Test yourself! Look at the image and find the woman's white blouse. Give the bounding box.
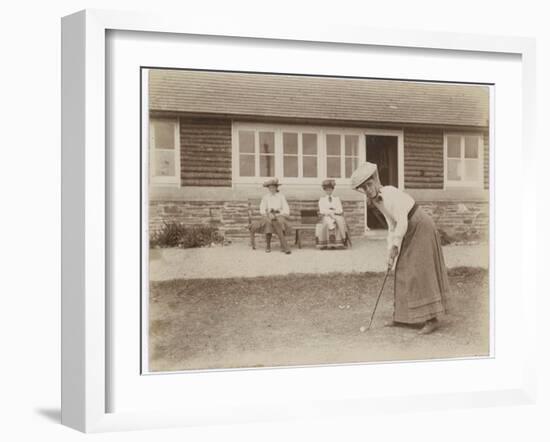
[318,195,343,216]
[260,193,290,216]
[371,186,415,251]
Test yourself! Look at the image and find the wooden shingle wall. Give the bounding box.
[179,117,232,187]
[404,128,490,190]
[404,128,445,189]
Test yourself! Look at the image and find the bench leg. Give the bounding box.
[298,230,302,249]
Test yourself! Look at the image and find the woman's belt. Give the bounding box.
[407,203,418,220]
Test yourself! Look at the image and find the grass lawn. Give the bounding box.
[148,268,489,372]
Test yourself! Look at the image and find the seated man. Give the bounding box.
[316,179,348,249]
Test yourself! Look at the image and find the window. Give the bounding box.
[326,133,360,178]
[326,134,341,178]
[238,130,255,177]
[234,123,363,183]
[302,133,318,177]
[236,126,321,180]
[259,132,275,177]
[281,131,318,178]
[445,134,483,187]
[344,135,359,178]
[283,132,298,177]
[149,118,180,185]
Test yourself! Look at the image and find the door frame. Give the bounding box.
[363,129,405,233]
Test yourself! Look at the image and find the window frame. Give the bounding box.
[149,117,181,186]
[443,132,484,188]
[232,122,366,185]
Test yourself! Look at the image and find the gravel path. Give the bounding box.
[149,238,489,281]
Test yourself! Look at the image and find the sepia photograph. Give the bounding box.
[144,68,490,372]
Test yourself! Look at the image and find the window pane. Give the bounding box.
[345,157,359,178]
[447,136,461,158]
[345,135,359,156]
[303,133,318,155]
[283,132,298,154]
[239,155,255,177]
[153,121,175,150]
[283,156,298,177]
[260,155,275,176]
[303,156,317,177]
[327,157,341,178]
[239,130,255,154]
[447,159,461,181]
[464,159,479,181]
[465,136,479,158]
[326,134,341,156]
[259,132,275,154]
[154,151,176,177]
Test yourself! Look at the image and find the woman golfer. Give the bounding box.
[350,162,449,334]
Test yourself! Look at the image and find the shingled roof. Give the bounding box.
[149,69,489,127]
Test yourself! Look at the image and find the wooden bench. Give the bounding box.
[295,209,352,249]
[247,202,352,249]
[294,209,319,249]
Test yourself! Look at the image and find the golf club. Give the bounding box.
[367,267,391,330]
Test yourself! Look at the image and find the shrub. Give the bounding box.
[437,228,482,246]
[150,222,224,249]
[437,229,454,246]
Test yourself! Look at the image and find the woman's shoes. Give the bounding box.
[265,247,271,253]
[418,319,439,335]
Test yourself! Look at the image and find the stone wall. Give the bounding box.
[418,201,489,241]
[149,199,489,244]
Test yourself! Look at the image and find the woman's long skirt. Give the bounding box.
[250,215,292,235]
[315,215,347,249]
[393,207,450,324]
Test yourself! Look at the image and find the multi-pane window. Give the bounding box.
[235,124,361,181]
[238,130,255,177]
[326,133,360,178]
[283,132,299,177]
[302,133,318,177]
[259,132,275,177]
[445,134,483,187]
[282,132,318,178]
[149,118,180,185]
[238,130,276,177]
[344,135,359,178]
[326,134,341,178]
[239,128,320,179]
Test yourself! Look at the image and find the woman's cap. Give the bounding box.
[350,162,378,190]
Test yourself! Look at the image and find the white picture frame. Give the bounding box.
[61,9,537,433]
